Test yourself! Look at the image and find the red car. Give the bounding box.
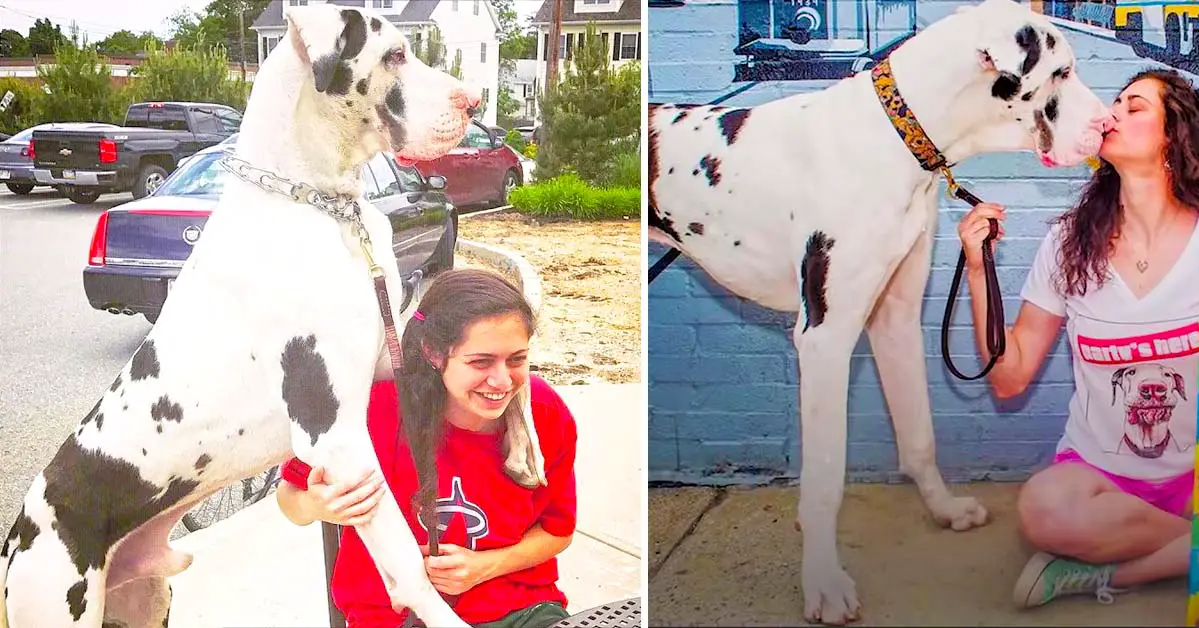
[415,119,523,209]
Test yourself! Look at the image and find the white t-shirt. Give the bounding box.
[1020,223,1199,482]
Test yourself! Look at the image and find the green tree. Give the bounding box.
[125,40,248,110]
[199,0,272,66]
[167,8,226,52]
[0,78,45,135]
[96,30,161,56]
[36,40,125,124]
[535,21,640,186]
[412,26,447,70]
[27,19,68,56]
[0,30,31,57]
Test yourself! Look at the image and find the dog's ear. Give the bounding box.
[1170,370,1188,401]
[978,24,1042,100]
[285,5,369,94]
[1111,366,1133,405]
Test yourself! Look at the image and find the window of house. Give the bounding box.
[482,88,489,113]
[619,32,638,60]
[480,42,486,63]
[372,0,393,7]
[474,0,480,15]
[264,36,280,56]
[288,0,307,5]
[452,0,459,10]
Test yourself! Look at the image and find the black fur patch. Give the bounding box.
[281,335,340,446]
[67,579,87,620]
[1044,95,1059,122]
[699,155,721,186]
[151,396,184,425]
[385,84,405,118]
[687,222,705,236]
[1033,109,1053,154]
[648,108,681,243]
[194,454,211,472]
[80,399,101,428]
[312,9,368,95]
[356,78,370,95]
[801,232,834,331]
[1,507,38,560]
[129,340,160,381]
[109,374,122,392]
[370,17,383,32]
[718,109,751,145]
[1015,24,1040,75]
[41,435,199,577]
[1046,33,1056,49]
[734,240,742,246]
[992,73,1022,100]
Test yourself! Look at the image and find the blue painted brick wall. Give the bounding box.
[647,0,1198,483]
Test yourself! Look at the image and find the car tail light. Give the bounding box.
[27,140,34,160]
[88,211,109,266]
[98,139,117,163]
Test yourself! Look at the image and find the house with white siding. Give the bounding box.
[250,0,502,126]
[529,0,641,94]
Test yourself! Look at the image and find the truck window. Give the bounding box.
[149,106,190,131]
[125,106,150,127]
[214,109,242,134]
[191,109,221,135]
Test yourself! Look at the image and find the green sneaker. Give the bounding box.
[1013,551,1123,608]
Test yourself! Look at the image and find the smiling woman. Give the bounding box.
[275,268,580,628]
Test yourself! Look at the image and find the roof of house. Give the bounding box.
[530,0,641,25]
[252,0,443,30]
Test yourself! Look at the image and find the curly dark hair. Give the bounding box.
[394,268,537,553]
[1052,67,1199,297]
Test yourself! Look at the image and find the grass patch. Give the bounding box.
[509,174,639,220]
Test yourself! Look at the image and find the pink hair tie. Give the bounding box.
[413,310,425,321]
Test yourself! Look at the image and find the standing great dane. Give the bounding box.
[648,0,1111,624]
[0,4,546,627]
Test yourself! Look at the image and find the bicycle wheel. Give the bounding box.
[181,465,282,533]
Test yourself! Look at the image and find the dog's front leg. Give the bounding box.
[865,190,988,531]
[286,352,466,628]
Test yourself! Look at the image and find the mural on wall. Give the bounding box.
[647,0,1199,91]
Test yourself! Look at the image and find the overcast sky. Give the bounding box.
[0,0,545,44]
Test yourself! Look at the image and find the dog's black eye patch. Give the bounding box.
[1052,66,1071,81]
[1015,24,1040,76]
[992,72,1022,100]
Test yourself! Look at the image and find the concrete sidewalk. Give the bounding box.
[165,383,644,628]
[650,483,1185,626]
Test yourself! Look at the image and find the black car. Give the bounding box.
[83,140,458,324]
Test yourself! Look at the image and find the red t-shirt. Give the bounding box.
[281,374,578,627]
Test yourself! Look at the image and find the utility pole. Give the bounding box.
[544,0,563,91]
[238,0,247,82]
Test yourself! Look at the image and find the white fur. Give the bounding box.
[0,4,544,627]
[649,0,1110,624]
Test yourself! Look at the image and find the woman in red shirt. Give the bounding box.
[275,268,578,628]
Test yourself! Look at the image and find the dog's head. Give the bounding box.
[284,4,479,165]
[960,0,1111,167]
[1110,364,1188,408]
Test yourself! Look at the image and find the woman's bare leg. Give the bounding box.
[1012,461,1190,608]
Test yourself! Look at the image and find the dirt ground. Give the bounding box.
[458,211,642,386]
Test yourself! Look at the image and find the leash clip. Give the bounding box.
[353,219,384,278]
[940,165,960,200]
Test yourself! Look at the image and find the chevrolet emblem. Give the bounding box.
[59,148,72,156]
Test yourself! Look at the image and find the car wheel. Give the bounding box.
[5,183,33,195]
[501,169,520,205]
[133,164,169,199]
[65,188,101,204]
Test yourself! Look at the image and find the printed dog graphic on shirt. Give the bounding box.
[1111,363,1188,459]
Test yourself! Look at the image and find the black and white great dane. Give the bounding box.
[0,4,546,627]
[648,0,1111,623]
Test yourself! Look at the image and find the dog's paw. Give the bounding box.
[931,495,989,531]
[801,562,861,625]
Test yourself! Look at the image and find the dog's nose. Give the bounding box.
[451,86,482,116]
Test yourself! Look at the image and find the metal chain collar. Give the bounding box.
[219,155,363,224]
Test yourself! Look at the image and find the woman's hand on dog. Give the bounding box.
[957,201,1007,273]
[300,464,387,527]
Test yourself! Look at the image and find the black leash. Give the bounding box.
[940,181,1006,380]
[648,247,680,283]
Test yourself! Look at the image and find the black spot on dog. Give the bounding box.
[109,374,122,392]
[80,399,101,428]
[673,109,691,124]
[718,109,751,145]
[668,167,674,174]
[1,507,39,561]
[711,105,727,111]
[693,125,701,131]
[1046,33,1056,49]
[734,240,742,246]
[801,231,834,331]
[1052,66,1069,80]
[142,448,147,456]
[371,17,383,32]
[194,454,211,472]
[238,428,245,436]
[41,435,199,578]
[1044,95,1059,122]
[67,579,87,620]
[1015,24,1041,76]
[992,72,1021,100]
[1021,91,1033,101]
[687,222,705,236]
[156,424,162,434]
[356,78,369,95]
[281,335,340,446]
[790,211,794,221]
[1033,109,1054,155]
[343,100,353,108]
[385,84,405,118]
[250,352,256,361]
[361,117,371,124]
[130,340,160,381]
[151,396,184,425]
[699,155,721,186]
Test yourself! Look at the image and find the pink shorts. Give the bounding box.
[1053,449,1193,519]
